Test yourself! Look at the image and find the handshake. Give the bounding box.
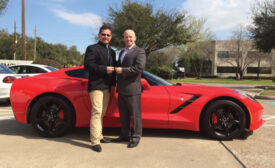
[107,66,122,74]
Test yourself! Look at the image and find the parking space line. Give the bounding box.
[0,112,14,115]
[0,117,15,120]
[263,116,275,120]
[0,109,12,112]
[263,124,275,127]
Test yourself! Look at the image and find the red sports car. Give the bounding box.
[10,66,264,140]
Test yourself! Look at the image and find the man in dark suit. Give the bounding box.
[84,25,116,152]
[112,29,146,148]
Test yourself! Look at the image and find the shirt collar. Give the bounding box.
[125,43,135,50]
[98,41,109,48]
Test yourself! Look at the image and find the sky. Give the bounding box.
[0,0,257,54]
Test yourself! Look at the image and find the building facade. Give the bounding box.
[210,40,274,78]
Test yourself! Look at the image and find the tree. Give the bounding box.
[248,51,272,80]
[146,47,177,69]
[145,48,177,79]
[178,17,214,79]
[250,0,275,53]
[0,29,83,66]
[0,0,8,15]
[106,0,192,56]
[222,25,257,80]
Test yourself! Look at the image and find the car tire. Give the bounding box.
[30,95,75,137]
[201,100,246,140]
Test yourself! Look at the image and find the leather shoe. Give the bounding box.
[100,138,111,143]
[91,144,102,152]
[111,137,130,143]
[127,141,139,148]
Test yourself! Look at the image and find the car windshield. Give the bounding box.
[0,65,15,74]
[45,66,58,71]
[142,71,172,86]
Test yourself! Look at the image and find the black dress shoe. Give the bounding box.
[100,138,111,143]
[127,141,139,148]
[111,137,130,143]
[91,144,102,152]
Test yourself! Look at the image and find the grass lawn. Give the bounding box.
[169,78,275,85]
[261,87,275,96]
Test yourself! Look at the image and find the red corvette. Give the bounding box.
[10,66,264,140]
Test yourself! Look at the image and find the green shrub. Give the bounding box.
[148,65,173,79]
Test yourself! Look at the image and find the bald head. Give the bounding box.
[124,29,136,36]
[124,29,136,48]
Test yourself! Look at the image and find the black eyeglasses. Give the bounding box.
[101,33,111,37]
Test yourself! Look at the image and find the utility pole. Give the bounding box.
[13,21,17,60]
[22,0,26,60]
[34,25,37,61]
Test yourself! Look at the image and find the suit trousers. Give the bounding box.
[118,94,142,142]
[89,89,110,145]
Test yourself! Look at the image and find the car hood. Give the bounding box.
[170,83,235,97]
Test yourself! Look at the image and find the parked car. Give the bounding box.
[9,64,58,77]
[0,64,19,101]
[173,67,185,79]
[10,66,264,140]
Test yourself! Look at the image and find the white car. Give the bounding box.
[8,64,58,77]
[0,64,18,101]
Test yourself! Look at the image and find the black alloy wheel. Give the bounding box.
[30,95,75,137]
[201,100,246,140]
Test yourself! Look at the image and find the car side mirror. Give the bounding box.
[141,78,150,90]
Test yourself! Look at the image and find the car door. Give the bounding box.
[140,79,170,128]
[104,78,170,128]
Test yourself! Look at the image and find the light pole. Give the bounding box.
[22,0,26,60]
[14,21,17,60]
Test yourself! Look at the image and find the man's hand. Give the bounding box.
[107,66,115,74]
[115,67,123,74]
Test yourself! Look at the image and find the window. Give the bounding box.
[142,71,172,86]
[247,67,272,74]
[9,66,21,74]
[26,66,47,73]
[0,65,14,74]
[65,68,89,79]
[217,51,229,58]
[247,51,259,58]
[217,51,239,58]
[217,66,237,73]
[45,66,58,71]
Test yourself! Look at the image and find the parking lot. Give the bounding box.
[0,99,274,168]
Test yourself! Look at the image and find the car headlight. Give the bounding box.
[234,89,258,102]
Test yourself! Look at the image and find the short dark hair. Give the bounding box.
[99,25,112,34]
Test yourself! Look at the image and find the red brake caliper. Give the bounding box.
[212,113,218,128]
[59,110,64,120]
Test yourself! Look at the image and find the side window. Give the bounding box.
[10,66,21,74]
[21,66,28,74]
[25,66,46,73]
[26,66,35,73]
[65,68,88,79]
[36,67,47,73]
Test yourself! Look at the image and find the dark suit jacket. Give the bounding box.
[84,42,116,92]
[117,45,146,95]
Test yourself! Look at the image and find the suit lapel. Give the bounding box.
[122,46,137,66]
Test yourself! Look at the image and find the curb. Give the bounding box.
[255,95,275,100]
